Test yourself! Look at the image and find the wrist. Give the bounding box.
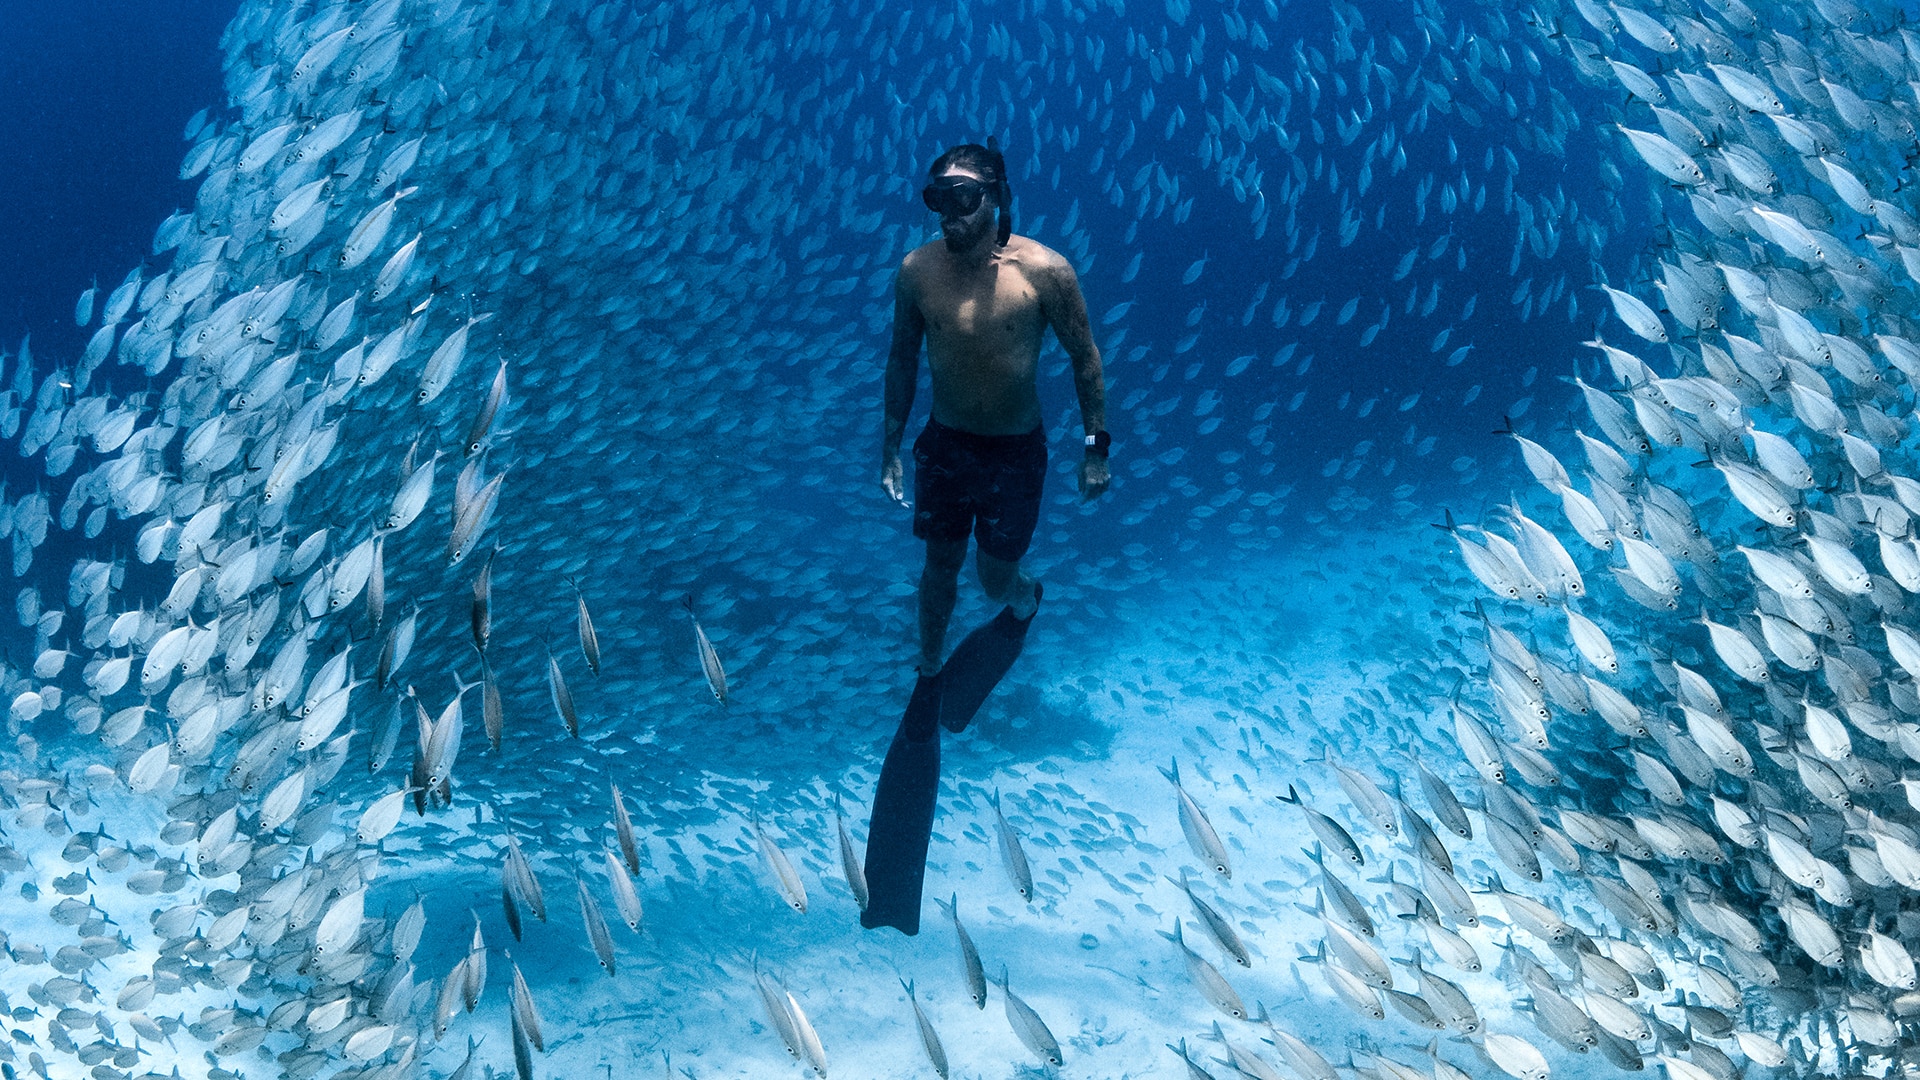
[1082,429,1111,457]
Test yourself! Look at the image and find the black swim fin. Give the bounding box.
[860,671,944,935]
[940,583,1040,734]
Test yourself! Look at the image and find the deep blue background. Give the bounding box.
[0,1,237,356]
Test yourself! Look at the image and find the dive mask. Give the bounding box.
[921,175,993,217]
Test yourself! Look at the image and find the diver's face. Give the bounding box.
[933,165,995,252]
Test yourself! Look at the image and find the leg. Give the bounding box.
[970,425,1046,619]
[918,537,967,675]
[976,549,1038,619]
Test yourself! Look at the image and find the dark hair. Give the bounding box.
[927,138,1013,244]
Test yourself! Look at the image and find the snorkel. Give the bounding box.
[988,135,1013,246]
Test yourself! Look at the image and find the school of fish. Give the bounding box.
[0,0,1913,1075]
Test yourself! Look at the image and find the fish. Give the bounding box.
[753,961,803,1063]
[990,789,1034,902]
[602,847,643,931]
[464,915,487,1012]
[506,954,544,1052]
[480,656,505,751]
[575,581,601,675]
[10,0,1917,1073]
[1163,873,1249,979]
[1417,764,1473,840]
[1325,759,1400,838]
[1163,920,1246,1020]
[1301,845,1374,938]
[369,231,421,303]
[546,649,579,737]
[1161,757,1231,877]
[573,869,617,975]
[1277,784,1365,865]
[753,815,809,914]
[687,597,727,705]
[932,893,987,1008]
[996,965,1064,1067]
[445,469,505,566]
[356,784,414,845]
[610,782,641,874]
[901,979,950,1080]
[464,358,509,456]
[339,186,417,270]
[470,548,493,653]
[783,987,830,1078]
[510,1000,535,1080]
[384,445,439,531]
[417,311,493,405]
[834,796,867,911]
[1166,1038,1219,1080]
[502,830,546,925]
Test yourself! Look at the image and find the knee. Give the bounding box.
[976,554,1020,597]
[923,541,966,581]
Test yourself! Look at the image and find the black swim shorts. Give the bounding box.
[912,418,1047,562]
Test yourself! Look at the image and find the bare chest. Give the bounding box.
[919,269,1043,345]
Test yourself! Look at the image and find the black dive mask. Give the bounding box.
[921,176,993,217]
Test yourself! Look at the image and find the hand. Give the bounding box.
[881,453,907,505]
[1079,453,1110,500]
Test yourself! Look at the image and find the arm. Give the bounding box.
[881,266,926,502]
[1039,257,1110,499]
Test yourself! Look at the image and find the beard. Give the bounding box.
[942,213,992,253]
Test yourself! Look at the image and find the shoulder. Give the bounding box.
[1002,236,1076,287]
[1004,237,1082,302]
[902,239,944,269]
[897,242,941,294]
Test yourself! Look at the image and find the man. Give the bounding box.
[863,140,1109,935]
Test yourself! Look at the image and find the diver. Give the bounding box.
[863,139,1109,934]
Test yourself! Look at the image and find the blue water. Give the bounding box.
[0,1,1714,1077]
[0,2,236,350]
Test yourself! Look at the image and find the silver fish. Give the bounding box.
[996,965,1063,1067]
[932,893,987,1008]
[901,979,949,1080]
[990,789,1034,902]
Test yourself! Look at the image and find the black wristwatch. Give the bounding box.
[1084,430,1111,456]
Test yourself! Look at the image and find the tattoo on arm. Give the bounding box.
[1044,260,1107,436]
